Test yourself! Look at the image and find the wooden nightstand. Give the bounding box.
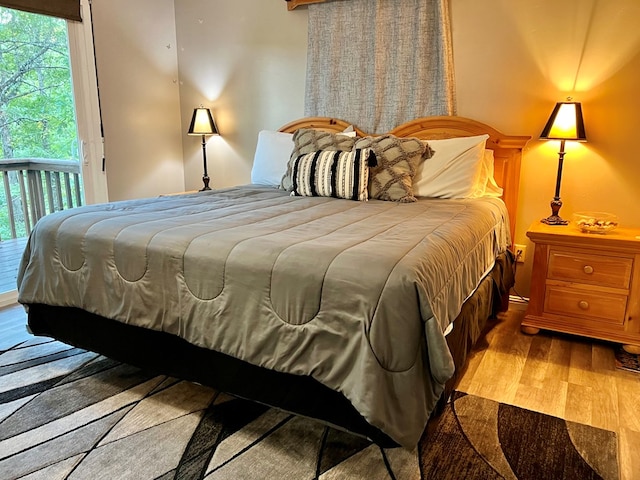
[521,222,640,354]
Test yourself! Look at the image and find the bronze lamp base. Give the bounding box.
[541,198,568,225]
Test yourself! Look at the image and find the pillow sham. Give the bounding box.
[281,128,357,191]
[412,134,489,199]
[480,149,503,198]
[290,149,373,201]
[341,125,357,137]
[251,130,294,187]
[354,134,431,203]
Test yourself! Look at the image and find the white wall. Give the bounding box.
[91,0,307,196]
[174,0,308,191]
[91,0,185,200]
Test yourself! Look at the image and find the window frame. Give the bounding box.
[67,0,108,204]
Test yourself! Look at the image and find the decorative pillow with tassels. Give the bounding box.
[355,134,434,203]
[291,149,376,201]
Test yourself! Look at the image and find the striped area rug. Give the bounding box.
[614,347,640,373]
[0,329,619,479]
[0,333,418,479]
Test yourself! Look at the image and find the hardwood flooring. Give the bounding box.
[0,303,31,350]
[457,304,640,480]
[1,302,639,478]
[0,237,28,294]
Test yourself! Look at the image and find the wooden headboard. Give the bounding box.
[279,116,530,242]
[286,0,326,10]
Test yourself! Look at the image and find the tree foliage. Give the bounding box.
[0,7,78,160]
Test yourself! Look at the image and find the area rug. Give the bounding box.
[421,391,619,480]
[0,337,619,479]
[614,347,640,373]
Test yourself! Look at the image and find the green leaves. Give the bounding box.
[0,7,78,160]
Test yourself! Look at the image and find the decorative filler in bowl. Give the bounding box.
[573,212,619,234]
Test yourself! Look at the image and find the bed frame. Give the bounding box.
[25,116,530,447]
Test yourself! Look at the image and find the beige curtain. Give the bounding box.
[305,0,455,133]
[0,0,81,21]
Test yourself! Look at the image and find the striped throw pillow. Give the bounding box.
[280,128,356,191]
[290,149,374,201]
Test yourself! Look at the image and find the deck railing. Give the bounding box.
[0,158,83,240]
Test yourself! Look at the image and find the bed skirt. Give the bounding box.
[25,251,514,448]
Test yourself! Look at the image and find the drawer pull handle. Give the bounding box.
[583,265,594,274]
[578,300,589,310]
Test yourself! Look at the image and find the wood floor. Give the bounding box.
[2,302,639,478]
[0,237,28,294]
[0,303,31,350]
[457,304,640,480]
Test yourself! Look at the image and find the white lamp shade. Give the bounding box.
[540,102,586,141]
[188,108,219,136]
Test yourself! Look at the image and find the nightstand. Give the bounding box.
[521,222,640,354]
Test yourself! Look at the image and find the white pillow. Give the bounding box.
[481,149,503,198]
[341,125,357,137]
[413,134,489,199]
[251,130,294,186]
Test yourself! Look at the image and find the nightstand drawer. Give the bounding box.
[544,285,627,324]
[547,249,632,289]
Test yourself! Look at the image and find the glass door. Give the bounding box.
[0,3,106,302]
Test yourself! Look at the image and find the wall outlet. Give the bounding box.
[515,244,527,263]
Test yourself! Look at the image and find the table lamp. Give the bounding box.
[188,107,219,191]
[539,98,587,225]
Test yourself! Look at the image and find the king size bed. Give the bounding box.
[17,116,529,449]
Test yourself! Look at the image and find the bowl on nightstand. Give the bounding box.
[572,211,619,234]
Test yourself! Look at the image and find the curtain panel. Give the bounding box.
[0,0,81,21]
[305,0,455,133]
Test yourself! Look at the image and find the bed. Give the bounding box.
[17,116,529,449]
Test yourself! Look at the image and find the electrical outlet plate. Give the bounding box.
[515,244,527,263]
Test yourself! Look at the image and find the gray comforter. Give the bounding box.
[17,185,510,448]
